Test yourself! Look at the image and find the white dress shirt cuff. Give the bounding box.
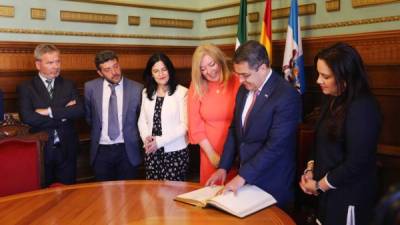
[325,174,336,189]
[48,107,53,118]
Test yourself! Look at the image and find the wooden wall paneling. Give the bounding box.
[368,65,400,88]
[0,30,399,184]
[375,95,400,145]
[274,31,400,148]
[0,53,35,71]
[0,42,196,111]
[367,65,400,146]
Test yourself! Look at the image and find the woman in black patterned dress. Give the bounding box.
[138,52,189,181]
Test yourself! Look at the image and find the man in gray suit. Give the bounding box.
[84,50,143,181]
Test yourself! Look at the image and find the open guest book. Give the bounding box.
[174,184,277,218]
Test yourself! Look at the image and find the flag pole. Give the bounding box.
[282,0,306,94]
[235,0,247,50]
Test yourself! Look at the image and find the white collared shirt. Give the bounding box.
[241,69,272,125]
[38,73,54,89]
[99,78,124,144]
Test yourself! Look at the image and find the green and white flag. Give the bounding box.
[235,0,247,50]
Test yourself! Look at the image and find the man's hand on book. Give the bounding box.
[220,175,245,195]
[206,168,227,186]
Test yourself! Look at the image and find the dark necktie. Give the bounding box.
[45,79,54,98]
[243,90,260,129]
[108,83,120,140]
[45,79,59,143]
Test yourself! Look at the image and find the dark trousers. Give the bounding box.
[93,143,139,181]
[44,142,77,187]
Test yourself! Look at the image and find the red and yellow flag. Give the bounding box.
[259,0,272,63]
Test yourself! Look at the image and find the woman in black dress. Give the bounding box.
[299,42,381,225]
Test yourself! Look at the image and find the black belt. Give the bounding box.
[99,143,125,148]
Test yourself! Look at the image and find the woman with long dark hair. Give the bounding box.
[299,42,382,225]
[138,52,189,181]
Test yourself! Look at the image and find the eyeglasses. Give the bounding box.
[233,63,264,80]
[234,72,252,80]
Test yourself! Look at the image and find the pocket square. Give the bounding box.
[264,94,269,98]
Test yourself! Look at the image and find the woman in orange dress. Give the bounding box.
[188,44,241,185]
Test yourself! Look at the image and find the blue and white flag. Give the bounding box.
[282,0,306,94]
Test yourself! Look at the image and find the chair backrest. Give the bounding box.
[0,138,42,197]
[296,124,315,178]
[0,89,3,122]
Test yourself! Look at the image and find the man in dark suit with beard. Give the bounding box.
[84,50,143,181]
[18,44,84,186]
[207,40,301,209]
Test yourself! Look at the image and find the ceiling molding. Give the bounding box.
[31,8,46,20]
[272,3,316,19]
[206,12,259,28]
[60,10,118,24]
[0,5,14,18]
[64,0,265,13]
[0,28,200,40]
[0,15,398,41]
[249,12,259,23]
[150,18,193,29]
[200,0,264,12]
[128,16,140,26]
[326,0,341,12]
[352,0,400,8]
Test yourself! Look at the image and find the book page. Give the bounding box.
[175,185,224,207]
[207,185,277,218]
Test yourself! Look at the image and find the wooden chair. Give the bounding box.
[292,123,318,225]
[0,137,43,197]
[296,123,315,178]
[0,114,46,197]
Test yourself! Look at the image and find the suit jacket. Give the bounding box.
[219,71,301,206]
[84,77,143,166]
[17,75,84,162]
[313,95,381,225]
[138,85,188,153]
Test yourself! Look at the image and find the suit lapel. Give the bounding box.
[122,77,129,125]
[243,72,278,134]
[237,87,248,136]
[52,76,62,103]
[94,78,103,123]
[33,75,52,104]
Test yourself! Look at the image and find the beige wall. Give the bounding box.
[0,0,398,46]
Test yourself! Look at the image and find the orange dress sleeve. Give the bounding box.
[187,83,207,144]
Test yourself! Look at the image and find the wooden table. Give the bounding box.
[0,180,295,225]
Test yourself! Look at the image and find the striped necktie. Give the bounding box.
[45,79,59,143]
[45,79,54,98]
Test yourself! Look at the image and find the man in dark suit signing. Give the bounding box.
[18,44,84,186]
[84,50,143,181]
[206,40,302,208]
